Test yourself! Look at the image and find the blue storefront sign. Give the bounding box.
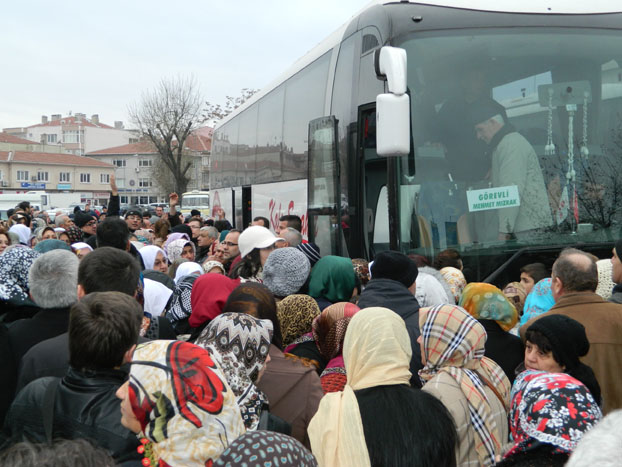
[20,182,46,189]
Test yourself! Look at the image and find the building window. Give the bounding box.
[80,173,91,184]
[37,171,49,182]
[138,178,152,188]
[17,170,29,181]
[113,159,127,167]
[129,138,139,144]
[138,159,153,167]
[59,172,71,182]
[120,195,128,204]
[62,130,84,143]
[47,134,57,144]
[100,174,110,184]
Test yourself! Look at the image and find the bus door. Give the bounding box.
[358,106,389,258]
[307,116,341,256]
[232,186,242,230]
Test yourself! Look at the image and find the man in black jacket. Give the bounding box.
[357,250,423,388]
[2,292,142,462]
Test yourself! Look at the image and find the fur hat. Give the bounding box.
[263,247,310,298]
[370,250,418,288]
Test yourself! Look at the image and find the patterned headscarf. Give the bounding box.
[308,308,412,467]
[459,282,518,332]
[65,225,84,244]
[419,305,511,466]
[277,295,321,347]
[196,313,273,430]
[505,371,602,458]
[214,430,317,467]
[351,258,370,286]
[440,266,467,303]
[128,340,245,466]
[311,302,360,394]
[502,281,527,316]
[166,275,198,324]
[163,232,190,250]
[520,278,554,327]
[308,256,356,304]
[166,238,195,263]
[0,247,40,303]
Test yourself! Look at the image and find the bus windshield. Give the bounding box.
[181,194,209,209]
[395,28,622,273]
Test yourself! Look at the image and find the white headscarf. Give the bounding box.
[174,261,203,284]
[143,278,173,317]
[139,245,168,270]
[9,224,32,245]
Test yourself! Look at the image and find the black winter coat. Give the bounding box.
[479,319,524,384]
[2,367,140,462]
[357,278,423,388]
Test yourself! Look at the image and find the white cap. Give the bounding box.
[238,225,279,258]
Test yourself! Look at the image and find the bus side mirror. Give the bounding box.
[375,46,410,157]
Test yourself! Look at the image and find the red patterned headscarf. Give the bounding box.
[128,340,245,466]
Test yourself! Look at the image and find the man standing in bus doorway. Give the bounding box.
[471,99,552,241]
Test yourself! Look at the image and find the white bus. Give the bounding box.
[180,190,210,217]
[210,1,622,284]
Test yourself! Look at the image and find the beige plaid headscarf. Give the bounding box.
[419,304,510,466]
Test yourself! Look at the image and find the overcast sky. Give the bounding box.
[1,0,371,130]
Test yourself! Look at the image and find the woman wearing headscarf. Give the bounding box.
[195,312,275,431]
[188,274,240,337]
[308,307,458,467]
[0,247,41,322]
[278,295,324,371]
[142,278,173,318]
[502,281,527,320]
[308,256,356,310]
[165,238,195,263]
[116,340,245,466]
[519,277,554,327]
[460,283,523,383]
[523,314,602,405]
[214,431,318,467]
[64,225,84,244]
[139,245,169,274]
[440,266,467,304]
[311,302,360,393]
[173,261,203,284]
[8,224,32,246]
[223,283,323,449]
[164,275,198,335]
[419,304,511,467]
[497,370,602,466]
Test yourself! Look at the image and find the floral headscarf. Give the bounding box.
[502,281,527,316]
[128,340,245,466]
[277,295,321,347]
[215,430,317,467]
[505,371,602,458]
[0,247,40,303]
[520,278,554,327]
[65,225,84,244]
[312,302,360,394]
[196,313,273,430]
[351,258,370,286]
[419,305,511,466]
[440,266,467,303]
[459,282,518,332]
[308,256,356,304]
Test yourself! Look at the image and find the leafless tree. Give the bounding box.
[203,88,259,125]
[129,76,203,194]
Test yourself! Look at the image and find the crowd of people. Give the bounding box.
[0,188,621,467]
